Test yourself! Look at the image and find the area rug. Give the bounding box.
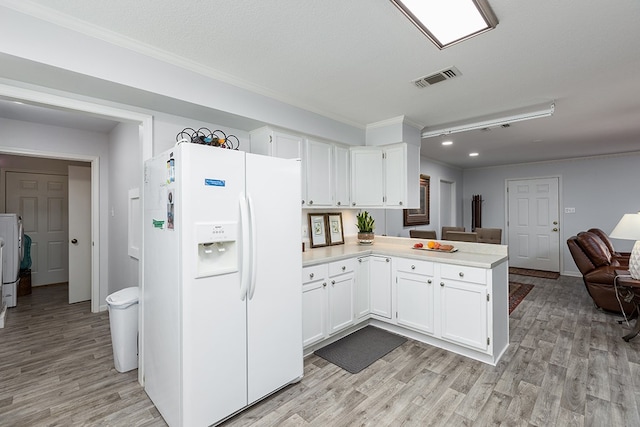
[314,326,407,374]
[509,281,534,314]
[509,267,560,280]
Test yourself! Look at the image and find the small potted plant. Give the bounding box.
[356,211,375,245]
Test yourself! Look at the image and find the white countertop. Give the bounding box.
[302,236,508,269]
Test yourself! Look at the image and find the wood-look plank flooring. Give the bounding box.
[2,275,640,426]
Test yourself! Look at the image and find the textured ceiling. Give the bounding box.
[2,0,640,168]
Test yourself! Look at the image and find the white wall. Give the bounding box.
[107,122,140,293]
[0,116,109,302]
[463,153,640,275]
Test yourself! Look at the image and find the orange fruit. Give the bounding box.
[427,241,436,249]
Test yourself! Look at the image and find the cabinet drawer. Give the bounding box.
[395,258,434,276]
[303,264,327,284]
[440,264,486,284]
[328,258,356,276]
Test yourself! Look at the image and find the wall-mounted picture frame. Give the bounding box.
[308,213,328,248]
[328,213,344,245]
[403,174,430,226]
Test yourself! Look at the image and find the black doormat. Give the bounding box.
[314,326,407,374]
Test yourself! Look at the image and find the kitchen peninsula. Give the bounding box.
[302,236,509,365]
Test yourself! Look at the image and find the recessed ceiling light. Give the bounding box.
[390,0,498,49]
[441,140,453,146]
[469,152,479,157]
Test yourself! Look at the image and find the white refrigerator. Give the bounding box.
[0,213,23,309]
[143,143,303,427]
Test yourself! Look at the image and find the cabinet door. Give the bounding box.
[328,273,354,334]
[305,139,333,207]
[384,144,407,207]
[272,131,306,205]
[439,280,488,351]
[354,257,371,319]
[370,256,392,318]
[350,147,384,207]
[302,279,327,347]
[396,272,434,334]
[334,145,350,207]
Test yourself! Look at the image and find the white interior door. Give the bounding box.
[507,177,560,271]
[5,172,68,286]
[68,166,91,304]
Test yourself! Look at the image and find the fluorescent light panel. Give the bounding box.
[390,0,498,49]
[422,103,555,139]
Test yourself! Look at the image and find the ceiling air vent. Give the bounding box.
[412,66,461,88]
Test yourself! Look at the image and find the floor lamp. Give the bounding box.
[610,212,640,280]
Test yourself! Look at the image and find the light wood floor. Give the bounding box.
[2,275,640,426]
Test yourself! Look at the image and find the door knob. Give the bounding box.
[71,239,78,244]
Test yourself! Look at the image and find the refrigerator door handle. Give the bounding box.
[239,193,251,301]
[247,194,258,300]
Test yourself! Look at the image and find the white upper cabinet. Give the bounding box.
[333,145,350,208]
[250,127,306,205]
[305,138,333,207]
[350,147,385,207]
[350,143,420,208]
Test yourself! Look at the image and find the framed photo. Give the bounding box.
[308,213,328,248]
[403,174,430,226]
[328,213,344,245]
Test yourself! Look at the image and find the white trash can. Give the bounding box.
[106,287,139,373]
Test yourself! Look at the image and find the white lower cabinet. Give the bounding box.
[355,256,371,319]
[302,259,356,348]
[304,253,506,365]
[439,264,489,352]
[395,258,435,335]
[328,259,356,334]
[302,264,328,347]
[369,256,392,318]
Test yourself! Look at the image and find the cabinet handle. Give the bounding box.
[323,282,327,287]
[337,201,341,206]
[459,272,465,277]
[342,266,346,271]
[309,200,313,205]
[309,273,314,279]
[411,265,415,270]
[358,259,362,263]
[301,200,305,205]
[399,201,403,206]
[352,202,356,206]
[427,279,432,284]
[386,258,390,262]
[440,282,445,287]
[331,280,336,285]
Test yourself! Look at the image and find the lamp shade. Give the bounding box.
[609,213,640,241]
[610,212,640,280]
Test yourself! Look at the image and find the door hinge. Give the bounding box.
[396,311,398,318]
[395,277,397,283]
[383,196,386,203]
[382,152,386,159]
[487,337,490,345]
[269,135,272,143]
[487,294,490,302]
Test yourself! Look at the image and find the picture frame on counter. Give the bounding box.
[308,213,328,248]
[328,213,344,245]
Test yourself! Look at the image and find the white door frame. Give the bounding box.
[0,83,153,385]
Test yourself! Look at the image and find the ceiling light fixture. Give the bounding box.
[469,152,479,157]
[441,140,453,146]
[390,0,498,49]
[421,103,555,139]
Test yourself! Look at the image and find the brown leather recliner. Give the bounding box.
[587,228,630,266]
[567,230,634,313]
